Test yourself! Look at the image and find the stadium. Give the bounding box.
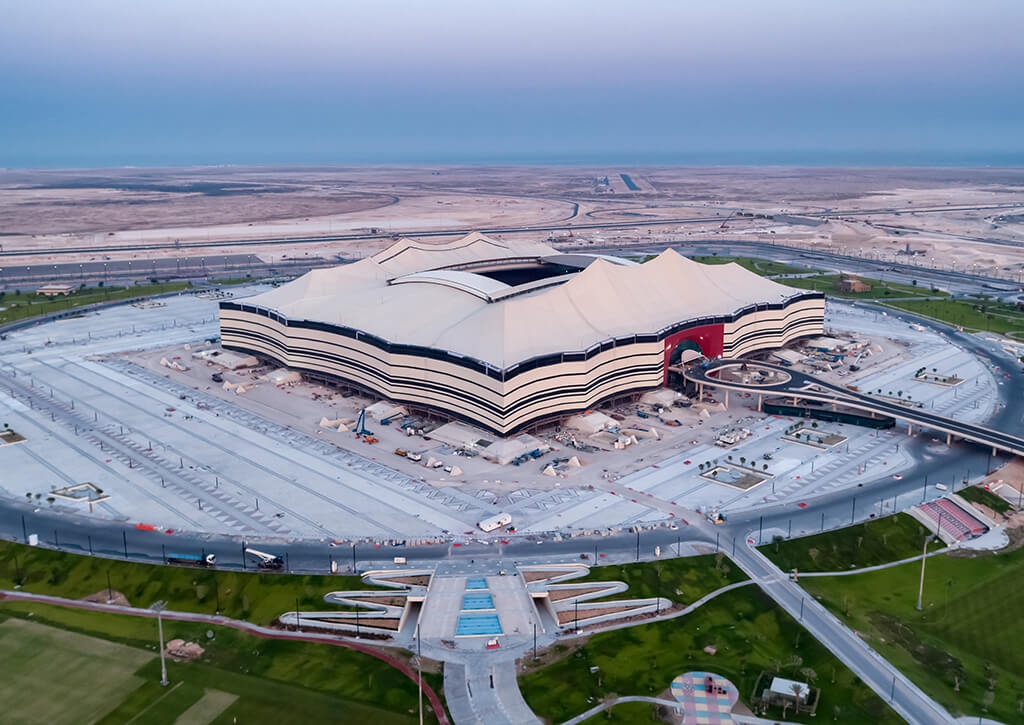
[219,233,825,434]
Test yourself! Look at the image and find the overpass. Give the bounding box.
[684,359,1024,458]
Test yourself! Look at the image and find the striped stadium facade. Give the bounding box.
[219,234,824,435]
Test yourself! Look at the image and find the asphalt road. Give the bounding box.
[686,359,1024,455]
[2,201,1021,260]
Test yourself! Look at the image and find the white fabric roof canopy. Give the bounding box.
[240,233,808,368]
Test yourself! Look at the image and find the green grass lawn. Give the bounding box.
[783,274,943,299]
[0,617,153,725]
[957,485,1015,516]
[0,540,379,625]
[688,255,816,276]
[883,298,1024,334]
[519,586,902,724]
[760,513,943,572]
[802,539,1024,722]
[0,282,192,325]
[0,602,437,725]
[209,276,261,286]
[572,553,747,603]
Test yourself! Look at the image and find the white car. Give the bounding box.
[935,483,948,491]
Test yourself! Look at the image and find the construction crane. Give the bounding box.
[719,213,734,231]
[245,548,284,570]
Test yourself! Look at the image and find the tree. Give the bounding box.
[791,683,806,714]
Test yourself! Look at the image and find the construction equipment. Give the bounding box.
[168,552,216,568]
[354,408,372,436]
[245,548,284,570]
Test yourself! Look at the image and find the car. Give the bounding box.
[797,502,808,508]
[893,474,903,480]
[935,483,948,491]
[485,638,501,650]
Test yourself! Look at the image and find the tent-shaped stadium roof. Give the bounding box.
[239,233,809,368]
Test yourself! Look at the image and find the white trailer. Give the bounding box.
[478,512,512,533]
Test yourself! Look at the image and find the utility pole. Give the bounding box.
[416,622,423,725]
[915,535,929,611]
[157,609,169,686]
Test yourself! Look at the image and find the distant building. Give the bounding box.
[837,275,871,293]
[35,284,76,297]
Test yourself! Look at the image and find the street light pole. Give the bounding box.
[916,535,929,611]
[157,609,169,686]
[416,622,423,725]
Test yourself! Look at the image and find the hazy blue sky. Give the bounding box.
[3,0,1023,167]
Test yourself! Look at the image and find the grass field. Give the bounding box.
[0,617,153,725]
[760,513,943,572]
[519,586,902,724]
[0,282,192,325]
[883,298,1024,335]
[957,485,1015,516]
[688,255,815,276]
[783,273,943,299]
[571,552,746,603]
[0,540,376,624]
[802,538,1024,722]
[0,602,436,724]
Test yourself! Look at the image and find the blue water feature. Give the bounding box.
[456,613,503,636]
[461,594,495,611]
[466,577,488,590]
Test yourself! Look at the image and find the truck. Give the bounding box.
[478,512,512,533]
[167,552,216,567]
[244,548,284,570]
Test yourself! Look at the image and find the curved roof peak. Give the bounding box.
[370,232,559,278]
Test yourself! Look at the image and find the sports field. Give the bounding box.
[0,618,153,724]
[0,603,433,725]
[802,534,1024,722]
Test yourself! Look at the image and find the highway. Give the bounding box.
[2,201,1022,260]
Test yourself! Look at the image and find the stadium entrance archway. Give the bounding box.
[668,339,704,366]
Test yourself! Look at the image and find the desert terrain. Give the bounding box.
[2,165,1024,279]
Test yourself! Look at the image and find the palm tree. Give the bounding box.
[791,683,805,714]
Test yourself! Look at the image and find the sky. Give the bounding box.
[2,0,1024,167]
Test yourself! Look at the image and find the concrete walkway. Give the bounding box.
[728,541,956,725]
[560,695,806,725]
[445,661,541,725]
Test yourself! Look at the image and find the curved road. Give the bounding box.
[686,359,1024,456]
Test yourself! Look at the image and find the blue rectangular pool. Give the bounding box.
[461,594,495,611]
[456,614,503,636]
[466,577,488,590]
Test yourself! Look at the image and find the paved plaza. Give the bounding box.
[0,289,1002,542]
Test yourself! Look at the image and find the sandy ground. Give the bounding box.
[2,166,1023,280]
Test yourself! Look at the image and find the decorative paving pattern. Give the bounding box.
[671,671,738,725]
